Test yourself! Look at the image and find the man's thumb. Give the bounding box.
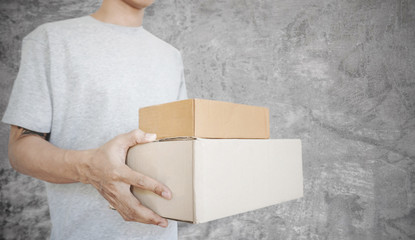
[143,132,157,142]
[122,129,157,147]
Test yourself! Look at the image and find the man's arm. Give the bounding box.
[9,125,85,183]
[8,125,171,227]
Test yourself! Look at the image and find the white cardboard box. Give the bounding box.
[127,138,303,223]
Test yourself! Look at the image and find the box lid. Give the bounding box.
[139,99,270,139]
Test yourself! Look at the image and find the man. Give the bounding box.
[2,0,187,239]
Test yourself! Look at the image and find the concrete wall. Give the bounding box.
[1,0,414,239]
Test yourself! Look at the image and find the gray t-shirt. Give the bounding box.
[2,15,187,240]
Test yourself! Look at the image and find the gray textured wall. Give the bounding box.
[1,0,414,239]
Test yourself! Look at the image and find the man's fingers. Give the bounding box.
[120,166,172,200]
[117,192,168,227]
[135,200,169,227]
[119,129,157,148]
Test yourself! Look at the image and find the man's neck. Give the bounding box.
[91,0,145,27]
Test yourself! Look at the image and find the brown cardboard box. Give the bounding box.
[139,99,270,140]
[127,138,303,224]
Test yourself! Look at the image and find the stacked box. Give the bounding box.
[138,98,270,139]
[126,99,303,223]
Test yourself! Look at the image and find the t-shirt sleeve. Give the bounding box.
[1,35,52,133]
[176,52,188,101]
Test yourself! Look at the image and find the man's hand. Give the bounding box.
[9,126,170,227]
[75,129,172,227]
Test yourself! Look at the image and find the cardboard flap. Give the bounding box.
[194,99,270,138]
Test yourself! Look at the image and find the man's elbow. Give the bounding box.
[8,141,22,172]
[7,125,36,173]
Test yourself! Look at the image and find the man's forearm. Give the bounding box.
[8,126,172,226]
[8,126,93,184]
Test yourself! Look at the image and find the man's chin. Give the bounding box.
[121,0,155,10]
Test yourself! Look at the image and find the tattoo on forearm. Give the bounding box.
[17,126,51,141]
